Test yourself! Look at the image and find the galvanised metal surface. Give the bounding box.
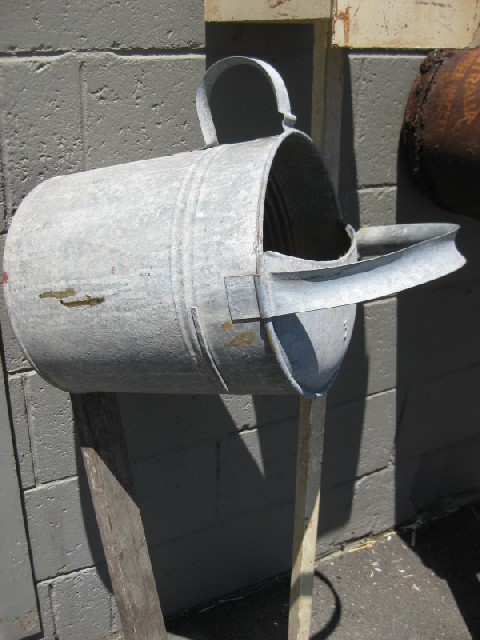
[403,48,480,219]
[3,57,465,397]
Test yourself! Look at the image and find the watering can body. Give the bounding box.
[3,57,465,397]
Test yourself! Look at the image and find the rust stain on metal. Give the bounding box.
[265,327,278,356]
[2,271,8,284]
[333,0,350,45]
[222,320,233,330]
[230,331,254,346]
[461,54,480,126]
[39,287,76,299]
[60,295,105,308]
[268,0,288,7]
[14,611,37,632]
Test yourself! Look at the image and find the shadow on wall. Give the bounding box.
[395,107,480,635]
[395,141,480,518]
[204,22,314,141]
[319,56,368,544]
[76,27,369,617]
[206,27,371,549]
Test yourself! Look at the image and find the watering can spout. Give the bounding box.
[225,223,465,321]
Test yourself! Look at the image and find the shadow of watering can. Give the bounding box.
[3,57,465,397]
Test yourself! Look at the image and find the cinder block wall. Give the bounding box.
[1,4,480,639]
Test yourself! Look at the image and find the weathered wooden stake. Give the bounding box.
[71,392,168,640]
[288,395,327,640]
[287,22,333,639]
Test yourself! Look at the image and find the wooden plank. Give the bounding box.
[205,0,479,49]
[286,23,339,640]
[205,0,331,22]
[310,19,330,149]
[0,362,41,640]
[71,392,168,640]
[288,395,327,640]
[332,0,480,49]
[318,43,344,188]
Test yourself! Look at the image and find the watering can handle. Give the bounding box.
[224,223,465,321]
[196,56,297,148]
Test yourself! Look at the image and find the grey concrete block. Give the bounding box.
[133,444,217,546]
[317,466,395,556]
[24,476,104,580]
[9,369,77,487]
[51,568,114,640]
[0,56,83,218]
[330,298,397,405]
[250,394,299,428]
[82,54,205,169]
[393,438,480,524]
[119,393,298,460]
[352,466,396,535]
[396,365,480,462]
[7,373,36,488]
[395,449,450,522]
[37,580,56,640]
[0,360,42,640]
[151,503,293,614]
[22,372,78,484]
[0,0,204,53]
[394,456,424,524]
[323,389,396,489]
[440,433,480,498]
[357,186,397,227]
[347,54,424,187]
[218,421,297,519]
[397,278,480,386]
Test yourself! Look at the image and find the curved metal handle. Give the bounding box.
[196,56,297,148]
[225,223,465,321]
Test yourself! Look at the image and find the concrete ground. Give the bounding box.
[167,502,480,639]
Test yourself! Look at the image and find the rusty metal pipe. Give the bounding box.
[403,47,480,219]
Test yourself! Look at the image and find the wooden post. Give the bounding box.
[287,19,336,640]
[310,19,330,150]
[71,393,168,640]
[288,395,327,640]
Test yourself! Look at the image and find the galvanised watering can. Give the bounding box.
[3,57,464,397]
